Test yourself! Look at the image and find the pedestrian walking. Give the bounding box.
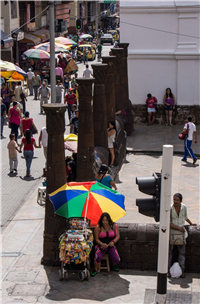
[65,88,77,122]
[31,71,41,100]
[108,121,116,168]
[19,129,41,177]
[97,43,102,60]
[8,101,22,145]
[21,111,38,135]
[71,73,78,89]
[83,47,88,65]
[63,72,71,95]
[83,64,93,78]
[55,80,64,103]
[7,134,21,174]
[1,97,6,139]
[14,82,27,114]
[70,109,79,135]
[168,193,197,278]
[38,126,48,169]
[1,83,10,114]
[38,80,50,114]
[55,64,63,83]
[163,88,175,126]
[27,68,34,96]
[146,93,157,125]
[181,116,198,165]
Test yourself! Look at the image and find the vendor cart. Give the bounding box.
[58,217,93,281]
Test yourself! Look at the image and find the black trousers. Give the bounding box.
[10,123,19,144]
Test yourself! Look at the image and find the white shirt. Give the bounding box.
[55,85,63,96]
[184,122,196,141]
[41,127,48,147]
[27,71,34,80]
[83,68,92,79]
[14,86,26,102]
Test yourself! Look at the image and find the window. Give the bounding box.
[11,1,17,19]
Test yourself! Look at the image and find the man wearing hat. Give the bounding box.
[64,88,77,122]
[27,68,34,96]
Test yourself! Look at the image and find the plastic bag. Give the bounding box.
[170,262,182,278]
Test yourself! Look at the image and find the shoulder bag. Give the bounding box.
[30,120,37,134]
[9,108,15,128]
[178,123,189,140]
[20,87,25,100]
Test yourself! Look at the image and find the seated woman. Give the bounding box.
[91,212,120,276]
[95,164,117,190]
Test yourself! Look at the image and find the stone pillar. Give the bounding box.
[102,56,116,123]
[91,63,108,150]
[118,43,134,135]
[76,78,95,181]
[111,48,124,113]
[42,104,67,266]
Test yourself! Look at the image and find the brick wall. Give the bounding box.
[116,224,200,272]
[132,105,200,125]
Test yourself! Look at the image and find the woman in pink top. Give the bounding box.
[8,101,22,144]
[146,93,157,125]
[163,88,175,126]
[91,212,120,276]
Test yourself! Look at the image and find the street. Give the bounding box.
[1,44,112,229]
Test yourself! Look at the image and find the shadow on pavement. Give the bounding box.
[182,163,199,168]
[168,274,193,289]
[44,266,130,302]
[19,175,42,181]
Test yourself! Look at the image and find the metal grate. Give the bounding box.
[144,289,196,304]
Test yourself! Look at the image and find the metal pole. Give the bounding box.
[95,1,98,32]
[155,145,173,304]
[49,1,56,103]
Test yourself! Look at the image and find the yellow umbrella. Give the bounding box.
[0,60,27,78]
[55,42,72,50]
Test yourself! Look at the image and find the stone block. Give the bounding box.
[190,246,200,256]
[127,263,134,269]
[141,263,149,270]
[127,224,137,240]
[120,253,133,263]
[150,244,158,255]
[133,263,141,269]
[136,224,147,242]
[146,224,159,242]
[119,262,127,268]
[116,241,131,254]
[118,228,128,240]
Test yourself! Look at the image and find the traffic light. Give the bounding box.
[136,172,161,222]
[76,19,82,30]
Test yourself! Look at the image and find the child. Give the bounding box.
[7,134,21,174]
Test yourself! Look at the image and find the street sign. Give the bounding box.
[99,1,116,3]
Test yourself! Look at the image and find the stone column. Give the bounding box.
[91,63,108,150]
[76,78,94,181]
[42,104,68,266]
[118,43,134,135]
[118,43,129,108]
[111,48,124,113]
[102,56,116,123]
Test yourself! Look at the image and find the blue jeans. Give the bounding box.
[183,139,196,161]
[168,244,186,271]
[83,55,88,64]
[1,115,4,136]
[28,79,33,95]
[24,150,34,175]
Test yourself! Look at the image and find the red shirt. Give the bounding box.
[22,137,35,151]
[22,118,33,134]
[65,93,77,105]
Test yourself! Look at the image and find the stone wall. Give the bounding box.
[132,105,200,125]
[116,224,200,273]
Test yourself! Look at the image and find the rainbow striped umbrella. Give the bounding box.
[34,42,70,54]
[55,37,77,46]
[49,181,126,227]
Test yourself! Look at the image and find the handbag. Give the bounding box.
[30,121,37,134]
[170,229,185,245]
[178,123,189,140]
[154,104,159,112]
[113,142,118,149]
[20,87,25,100]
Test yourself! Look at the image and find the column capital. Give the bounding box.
[76,78,94,86]
[43,104,67,114]
[111,48,124,62]
[118,43,129,57]
[102,56,116,64]
[91,63,108,84]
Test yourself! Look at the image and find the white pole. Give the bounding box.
[49,1,56,103]
[155,145,173,304]
[95,1,98,32]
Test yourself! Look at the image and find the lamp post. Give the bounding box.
[49,0,56,103]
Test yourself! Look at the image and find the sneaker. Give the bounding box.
[13,169,17,173]
[193,158,198,165]
[10,171,14,174]
[181,158,187,163]
[113,265,119,272]
[91,270,98,277]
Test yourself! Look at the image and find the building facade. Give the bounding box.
[120,1,200,107]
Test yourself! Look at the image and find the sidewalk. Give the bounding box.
[1,184,200,304]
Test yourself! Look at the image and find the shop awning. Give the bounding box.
[30,28,50,43]
[19,33,41,46]
[1,30,14,49]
